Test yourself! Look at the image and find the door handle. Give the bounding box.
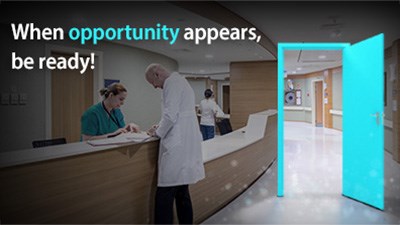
[370,112,383,126]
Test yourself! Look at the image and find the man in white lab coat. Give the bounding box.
[145,63,205,224]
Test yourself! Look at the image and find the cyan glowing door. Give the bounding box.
[278,35,384,209]
[342,34,384,209]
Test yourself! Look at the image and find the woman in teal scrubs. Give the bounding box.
[81,83,139,141]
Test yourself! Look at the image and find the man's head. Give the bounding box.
[145,63,170,89]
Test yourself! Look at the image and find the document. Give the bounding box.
[88,132,152,146]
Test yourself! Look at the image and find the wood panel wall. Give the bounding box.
[230,61,277,129]
[51,52,93,143]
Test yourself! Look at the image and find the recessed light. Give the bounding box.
[296,67,302,71]
[205,54,214,59]
[318,55,327,59]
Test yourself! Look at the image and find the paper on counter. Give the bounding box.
[88,132,151,146]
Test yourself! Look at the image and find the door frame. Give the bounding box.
[218,81,230,113]
[44,44,104,139]
[277,43,349,197]
[311,79,324,127]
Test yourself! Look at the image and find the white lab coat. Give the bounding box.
[155,72,205,187]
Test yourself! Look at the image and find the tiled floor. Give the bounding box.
[203,122,400,224]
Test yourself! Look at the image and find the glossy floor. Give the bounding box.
[203,122,400,224]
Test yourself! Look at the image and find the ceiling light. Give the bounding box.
[296,67,302,71]
[318,55,327,59]
[205,54,214,59]
[292,71,297,74]
[330,30,342,38]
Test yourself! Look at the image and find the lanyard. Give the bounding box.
[102,101,120,128]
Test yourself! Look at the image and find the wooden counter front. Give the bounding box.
[0,141,159,224]
[192,114,277,223]
[0,113,277,224]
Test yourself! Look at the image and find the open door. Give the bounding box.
[342,34,384,210]
[278,39,384,210]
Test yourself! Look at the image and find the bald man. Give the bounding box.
[145,63,205,224]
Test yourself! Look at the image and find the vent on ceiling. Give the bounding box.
[320,16,343,30]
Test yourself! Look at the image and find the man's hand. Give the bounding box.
[146,125,159,137]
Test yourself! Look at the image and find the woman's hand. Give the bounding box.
[125,123,140,133]
[107,128,128,138]
[83,127,128,140]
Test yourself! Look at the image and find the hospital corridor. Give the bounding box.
[204,122,400,224]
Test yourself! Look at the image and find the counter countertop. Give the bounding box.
[0,110,276,168]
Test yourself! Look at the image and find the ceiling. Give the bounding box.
[1,1,399,77]
[284,50,342,75]
[220,1,400,76]
[109,2,276,76]
[129,1,400,76]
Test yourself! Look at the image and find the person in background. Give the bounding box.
[199,89,223,141]
[145,63,205,224]
[81,83,140,141]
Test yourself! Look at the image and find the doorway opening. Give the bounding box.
[282,49,343,200]
[277,34,385,210]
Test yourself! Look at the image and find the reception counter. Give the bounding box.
[0,110,277,224]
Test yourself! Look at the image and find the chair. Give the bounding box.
[216,118,233,135]
[32,138,67,148]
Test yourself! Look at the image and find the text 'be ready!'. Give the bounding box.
[12,52,95,74]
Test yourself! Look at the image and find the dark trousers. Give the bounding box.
[154,185,193,224]
[200,125,215,141]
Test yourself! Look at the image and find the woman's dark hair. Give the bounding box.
[99,83,127,98]
[204,89,213,98]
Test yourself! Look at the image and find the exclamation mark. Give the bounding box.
[90,53,95,70]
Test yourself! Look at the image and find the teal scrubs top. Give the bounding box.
[81,102,126,137]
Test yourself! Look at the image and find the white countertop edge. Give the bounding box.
[284,106,304,111]
[202,109,276,163]
[202,128,262,163]
[197,114,230,119]
[0,138,158,168]
[284,106,311,111]
[330,109,343,116]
